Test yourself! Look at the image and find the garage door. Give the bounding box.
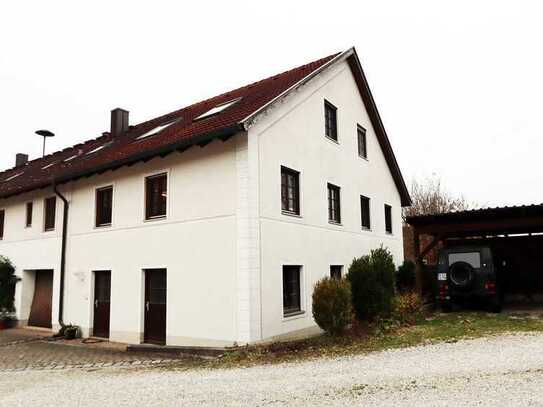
[28,270,53,328]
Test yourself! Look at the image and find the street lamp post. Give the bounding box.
[35,130,55,157]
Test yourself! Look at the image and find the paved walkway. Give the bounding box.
[0,328,179,372]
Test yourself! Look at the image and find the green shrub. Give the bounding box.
[396,260,416,293]
[392,292,423,324]
[312,277,352,335]
[0,256,19,316]
[347,246,396,322]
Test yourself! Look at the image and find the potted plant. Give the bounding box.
[59,324,80,340]
[0,256,19,330]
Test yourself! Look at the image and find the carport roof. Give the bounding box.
[406,204,543,237]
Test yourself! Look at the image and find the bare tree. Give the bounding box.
[403,176,474,219]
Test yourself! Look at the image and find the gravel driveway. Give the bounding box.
[2,333,543,406]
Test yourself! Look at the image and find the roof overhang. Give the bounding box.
[0,124,244,199]
[406,205,543,237]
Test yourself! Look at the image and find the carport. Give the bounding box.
[406,204,543,304]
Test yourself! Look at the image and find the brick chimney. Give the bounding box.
[15,153,28,167]
[110,108,129,137]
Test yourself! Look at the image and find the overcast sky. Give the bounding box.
[1,1,541,207]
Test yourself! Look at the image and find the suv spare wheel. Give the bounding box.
[449,261,474,288]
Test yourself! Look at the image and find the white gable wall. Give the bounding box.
[248,60,404,340]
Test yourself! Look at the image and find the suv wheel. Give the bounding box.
[449,261,475,289]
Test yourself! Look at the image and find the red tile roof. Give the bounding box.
[0,48,411,206]
[0,53,339,199]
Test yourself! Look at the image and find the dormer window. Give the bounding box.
[193,98,241,121]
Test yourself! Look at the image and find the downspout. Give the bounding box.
[53,182,68,328]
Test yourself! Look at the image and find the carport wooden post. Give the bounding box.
[413,231,423,294]
[414,229,442,295]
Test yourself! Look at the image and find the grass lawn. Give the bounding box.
[168,310,543,370]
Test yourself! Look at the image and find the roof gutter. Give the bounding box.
[53,183,68,329]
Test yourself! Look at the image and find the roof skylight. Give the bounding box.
[135,118,182,141]
[4,172,23,182]
[42,162,57,170]
[86,141,113,156]
[64,154,78,162]
[193,98,241,121]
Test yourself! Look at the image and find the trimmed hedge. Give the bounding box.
[312,277,352,335]
[347,247,395,322]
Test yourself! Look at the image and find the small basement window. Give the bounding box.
[135,119,182,141]
[193,98,241,121]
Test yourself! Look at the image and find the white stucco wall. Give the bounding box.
[248,60,404,340]
[0,137,241,346]
[0,58,406,346]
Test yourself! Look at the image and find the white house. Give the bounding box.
[0,47,411,347]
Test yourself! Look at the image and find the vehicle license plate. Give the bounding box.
[437,273,447,281]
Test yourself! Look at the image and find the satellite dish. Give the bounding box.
[35,130,55,157]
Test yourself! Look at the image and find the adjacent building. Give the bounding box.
[0,47,410,346]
